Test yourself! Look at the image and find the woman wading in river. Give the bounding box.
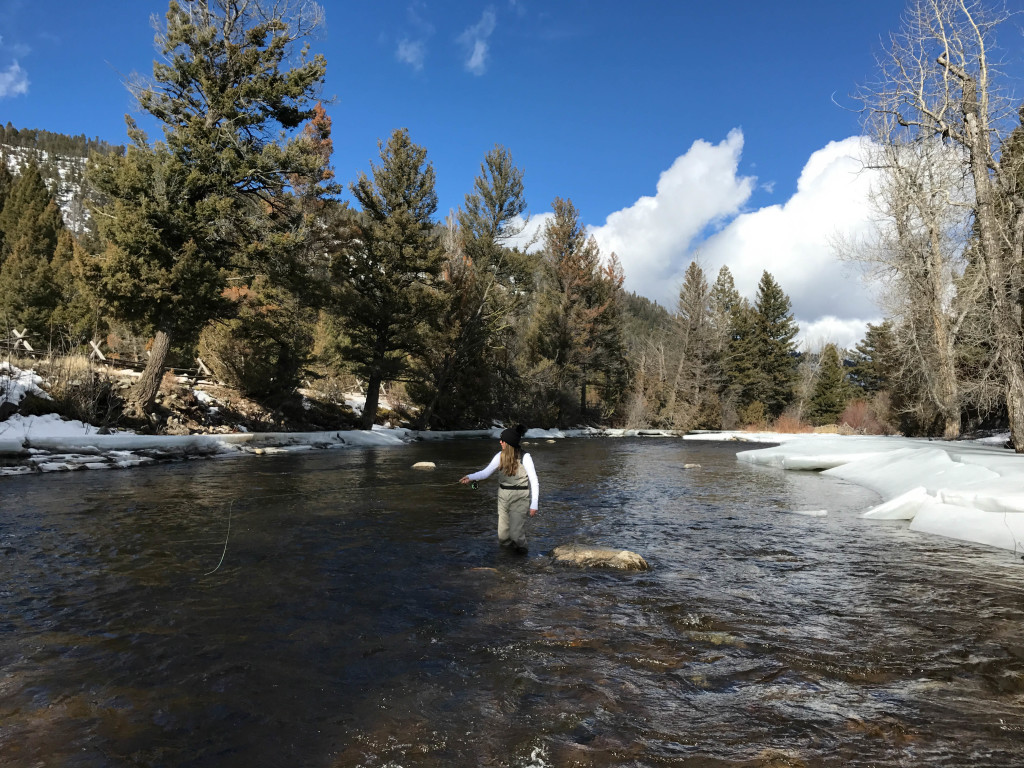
[460,425,539,554]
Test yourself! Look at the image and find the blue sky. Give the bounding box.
[2,0,1023,348]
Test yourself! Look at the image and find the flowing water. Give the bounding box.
[2,437,1024,767]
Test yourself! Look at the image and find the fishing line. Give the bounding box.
[203,500,233,576]
[196,479,469,575]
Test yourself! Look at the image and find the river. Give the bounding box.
[1,437,1023,767]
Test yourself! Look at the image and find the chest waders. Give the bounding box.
[497,458,531,552]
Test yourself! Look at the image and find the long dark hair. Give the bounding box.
[499,424,526,476]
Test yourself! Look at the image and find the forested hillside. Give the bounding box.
[0,124,121,235]
[2,0,1023,448]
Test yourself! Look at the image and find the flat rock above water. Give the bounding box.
[551,543,649,571]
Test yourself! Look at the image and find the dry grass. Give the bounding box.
[31,355,125,428]
[771,413,815,434]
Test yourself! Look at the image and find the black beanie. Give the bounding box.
[499,425,526,448]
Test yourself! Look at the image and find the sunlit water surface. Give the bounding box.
[2,438,1024,767]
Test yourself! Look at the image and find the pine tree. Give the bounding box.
[85,0,330,418]
[722,296,758,417]
[590,251,630,421]
[748,271,799,418]
[461,144,527,249]
[529,198,619,425]
[808,344,852,425]
[0,160,12,255]
[0,160,55,262]
[664,261,715,428]
[49,229,100,344]
[709,265,741,354]
[849,321,897,394]
[409,145,531,429]
[332,128,441,430]
[0,161,65,332]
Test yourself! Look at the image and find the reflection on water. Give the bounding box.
[2,438,1023,767]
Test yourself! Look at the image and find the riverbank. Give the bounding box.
[0,411,684,475]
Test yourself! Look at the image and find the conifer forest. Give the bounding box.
[3,0,1024,451]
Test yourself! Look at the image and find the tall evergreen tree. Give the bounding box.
[0,161,64,332]
[849,321,897,394]
[709,265,741,354]
[0,160,12,255]
[49,228,100,344]
[331,128,441,430]
[808,344,852,425]
[749,271,799,418]
[722,295,758,415]
[529,198,620,424]
[590,251,630,421]
[664,261,715,428]
[0,160,56,262]
[85,0,330,418]
[409,145,531,429]
[460,144,527,250]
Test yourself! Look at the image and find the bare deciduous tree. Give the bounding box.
[846,136,975,438]
[859,0,1024,447]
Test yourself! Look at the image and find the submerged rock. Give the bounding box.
[551,543,649,571]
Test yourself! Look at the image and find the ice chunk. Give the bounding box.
[861,486,930,520]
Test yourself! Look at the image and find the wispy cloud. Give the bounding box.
[460,8,497,75]
[394,2,434,72]
[0,61,28,98]
[396,38,426,70]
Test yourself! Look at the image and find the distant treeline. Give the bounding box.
[1,123,122,159]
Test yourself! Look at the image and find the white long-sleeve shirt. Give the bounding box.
[467,452,539,510]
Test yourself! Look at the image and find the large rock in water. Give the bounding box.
[551,543,649,571]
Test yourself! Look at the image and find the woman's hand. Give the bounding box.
[459,476,470,484]
[529,508,537,516]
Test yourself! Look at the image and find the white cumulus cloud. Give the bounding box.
[460,8,497,75]
[797,315,881,353]
[0,61,28,98]
[590,129,756,303]
[585,132,883,349]
[696,137,881,325]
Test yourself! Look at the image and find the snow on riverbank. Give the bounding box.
[686,431,1024,555]
[0,412,615,476]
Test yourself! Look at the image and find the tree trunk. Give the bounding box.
[360,371,382,430]
[928,226,961,440]
[128,327,172,419]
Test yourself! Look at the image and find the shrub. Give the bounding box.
[840,396,898,435]
[198,310,308,402]
[772,410,814,434]
[739,400,767,430]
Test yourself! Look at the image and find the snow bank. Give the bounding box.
[728,433,1024,554]
[0,408,615,478]
[1,363,51,405]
